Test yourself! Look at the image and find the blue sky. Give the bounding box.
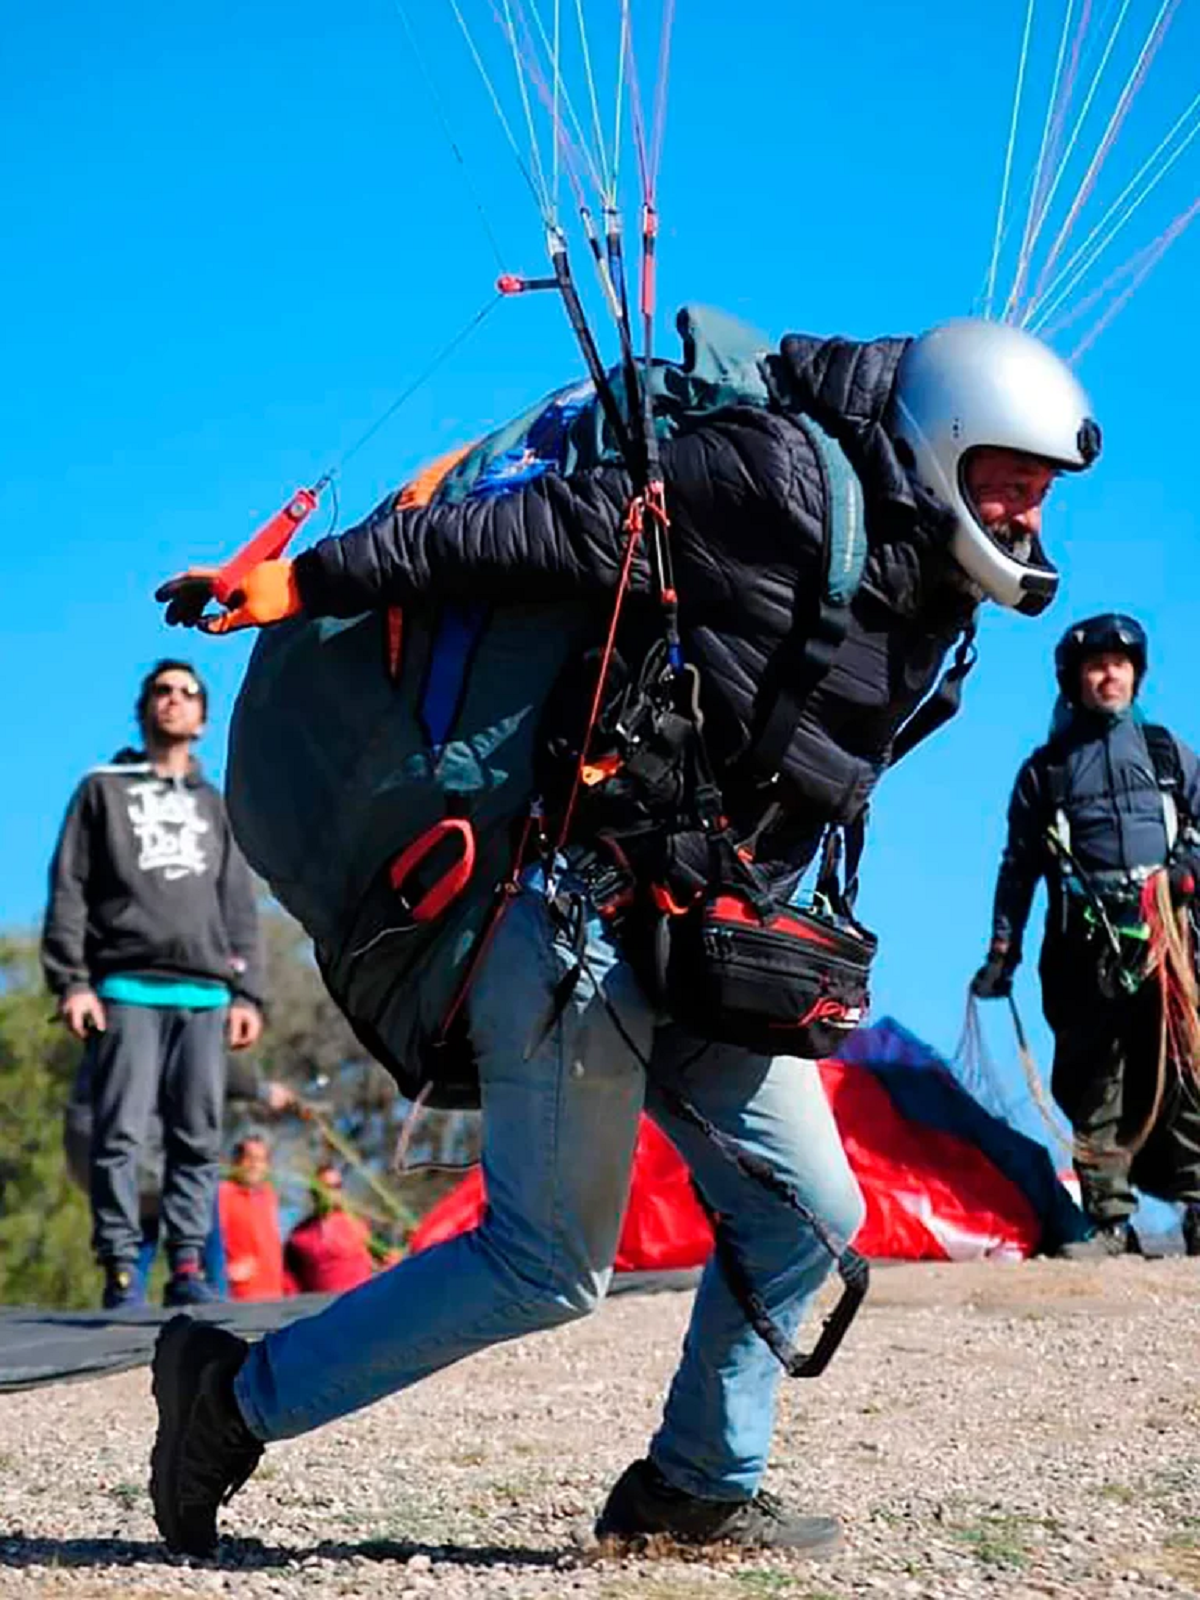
[4,1,1199,1173]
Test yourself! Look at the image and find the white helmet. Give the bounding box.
[889,318,1101,616]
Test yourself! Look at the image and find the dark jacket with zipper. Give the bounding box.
[991,710,1200,957]
[291,333,977,877]
[42,748,265,1004]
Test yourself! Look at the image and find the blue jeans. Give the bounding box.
[234,876,864,1499]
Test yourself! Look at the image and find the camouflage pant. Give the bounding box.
[1042,933,1200,1221]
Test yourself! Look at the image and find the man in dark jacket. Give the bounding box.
[148,317,1100,1559]
[972,614,1200,1258]
[42,660,266,1308]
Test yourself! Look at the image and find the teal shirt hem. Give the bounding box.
[96,974,231,1010]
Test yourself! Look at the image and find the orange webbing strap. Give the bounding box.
[395,442,476,509]
[386,441,476,677]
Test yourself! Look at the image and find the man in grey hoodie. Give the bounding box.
[42,660,266,1308]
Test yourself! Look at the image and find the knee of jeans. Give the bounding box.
[833,1179,868,1251]
[760,1173,866,1260]
[516,1265,609,1331]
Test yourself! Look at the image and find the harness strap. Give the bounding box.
[889,623,978,768]
[568,922,869,1378]
[1143,722,1186,851]
[742,418,867,784]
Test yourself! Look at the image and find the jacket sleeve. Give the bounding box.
[289,412,804,617]
[216,812,266,1008]
[41,780,95,998]
[991,757,1047,956]
[1167,736,1200,884]
[292,462,643,616]
[1175,736,1200,834]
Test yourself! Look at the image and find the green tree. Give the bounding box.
[0,936,95,1307]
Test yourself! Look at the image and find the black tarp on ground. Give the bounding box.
[0,1271,701,1394]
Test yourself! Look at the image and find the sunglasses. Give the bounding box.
[151,681,203,701]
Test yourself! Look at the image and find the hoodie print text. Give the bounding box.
[126,780,211,880]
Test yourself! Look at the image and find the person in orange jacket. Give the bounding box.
[218,1136,287,1301]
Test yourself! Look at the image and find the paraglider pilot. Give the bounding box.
[972,614,1200,1257]
[148,317,1099,1558]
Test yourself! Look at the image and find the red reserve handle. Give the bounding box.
[389,818,477,924]
[212,487,321,604]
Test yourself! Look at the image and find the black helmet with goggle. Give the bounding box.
[1054,613,1147,701]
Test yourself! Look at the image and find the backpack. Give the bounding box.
[226,307,952,1107]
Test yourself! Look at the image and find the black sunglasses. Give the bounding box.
[151,681,203,700]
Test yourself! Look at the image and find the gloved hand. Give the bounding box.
[970,943,1017,1000]
[156,560,301,634]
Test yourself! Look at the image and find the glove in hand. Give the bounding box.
[156,560,301,634]
[970,945,1016,1001]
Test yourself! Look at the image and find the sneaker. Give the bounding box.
[595,1458,841,1553]
[1183,1206,1200,1258]
[149,1315,263,1558]
[101,1262,141,1311]
[1057,1221,1141,1261]
[164,1260,218,1307]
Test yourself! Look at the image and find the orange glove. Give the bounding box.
[156,560,302,635]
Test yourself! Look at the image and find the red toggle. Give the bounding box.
[496,273,558,296]
[389,818,477,923]
[213,487,320,603]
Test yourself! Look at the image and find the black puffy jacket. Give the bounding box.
[293,333,978,875]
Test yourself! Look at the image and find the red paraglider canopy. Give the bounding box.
[408,1018,1088,1268]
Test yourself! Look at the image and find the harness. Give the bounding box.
[528,398,978,1383]
[1039,723,1194,988]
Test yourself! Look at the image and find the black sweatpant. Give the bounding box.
[85,1002,227,1265]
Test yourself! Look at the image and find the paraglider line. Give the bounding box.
[1032,0,1180,306]
[1021,0,1133,305]
[984,0,1037,319]
[1070,193,1200,360]
[325,294,500,482]
[496,0,557,221]
[446,0,553,222]
[1004,0,1079,319]
[391,1,510,274]
[1029,97,1200,333]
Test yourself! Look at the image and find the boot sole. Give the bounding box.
[149,1315,212,1558]
[595,1503,843,1556]
[595,1522,843,1557]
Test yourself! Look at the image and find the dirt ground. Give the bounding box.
[1,1257,1198,1599]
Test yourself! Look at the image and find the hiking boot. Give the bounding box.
[150,1315,263,1558]
[1183,1206,1200,1258]
[101,1261,140,1310]
[1057,1221,1141,1261]
[164,1259,218,1307]
[594,1458,841,1553]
